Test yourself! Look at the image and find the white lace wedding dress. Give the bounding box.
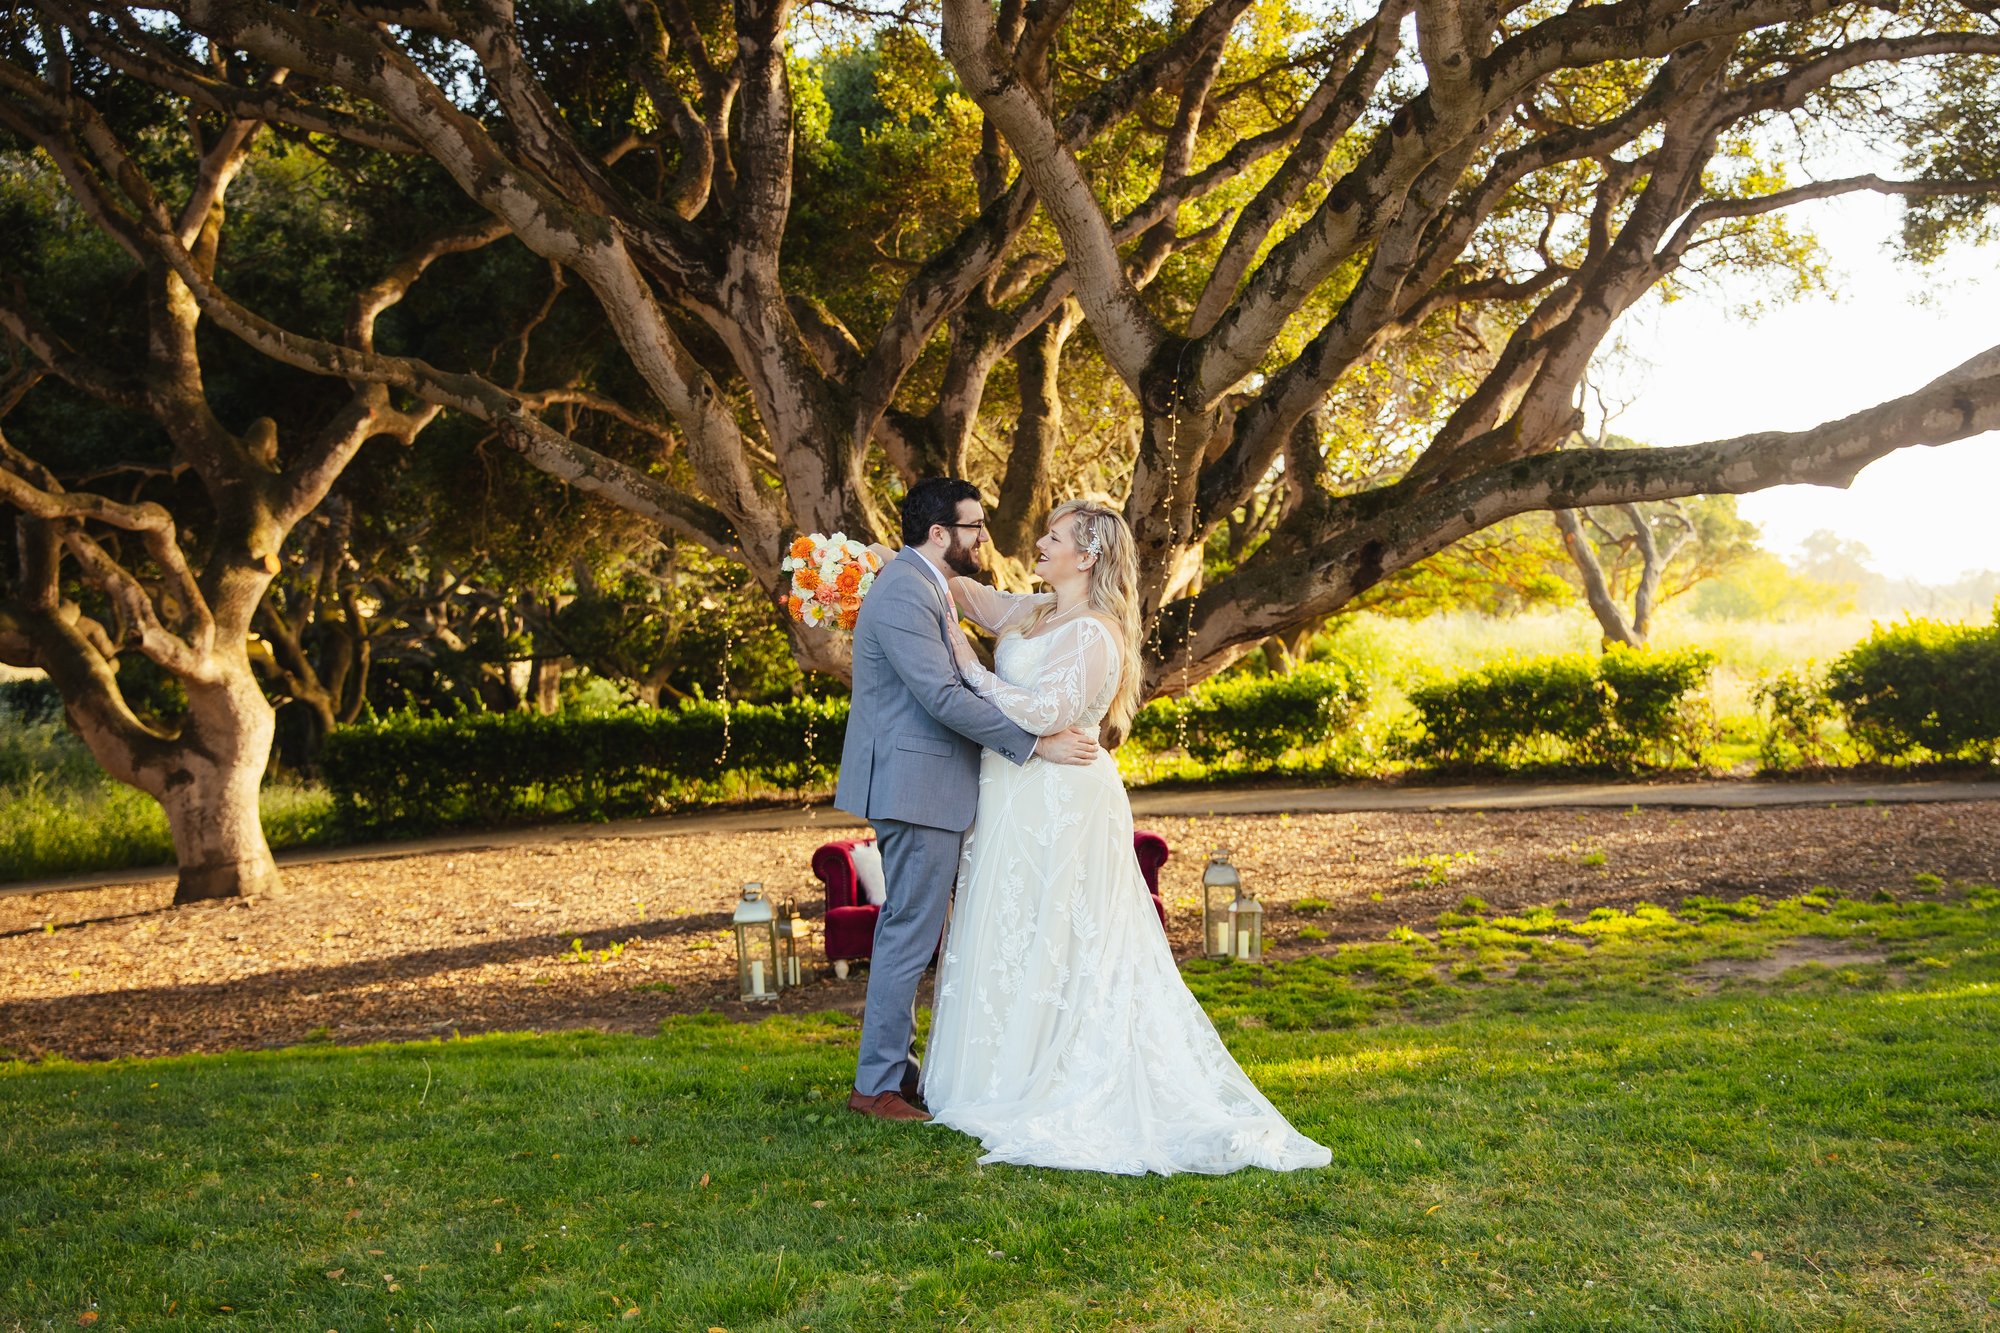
[921,585,1332,1176]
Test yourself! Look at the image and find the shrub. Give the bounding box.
[1128,659,1368,765]
[0,676,65,726]
[1752,665,1843,769]
[1598,647,1715,762]
[1824,613,2000,760]
[1400,647,1715,770]
[0,710,102,790]
[324,655,1377,835]
[322,696,851,836]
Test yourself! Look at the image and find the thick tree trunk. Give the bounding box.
[992,305,1078,559]
[528,654,564,715]
[55,651,281,905]
[156,755,279,903]
[153,668,279,904]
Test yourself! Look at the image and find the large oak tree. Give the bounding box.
[0,16,647,899]
[0,102,454,901]
[6,0,2000,903]
[17,3,2000,681]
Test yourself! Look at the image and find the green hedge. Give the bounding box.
[323,658,1374,837]
[1825,614,2000,760]
[321,697,851,836]
[1401,647,1716,769]
[1129,659,1369,765]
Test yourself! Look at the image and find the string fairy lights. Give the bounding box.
[717,615,734,781]
[1158,337,1199,759]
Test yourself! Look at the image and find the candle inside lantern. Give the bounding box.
[750,960,766,996]
[1214,922,1231,956]
[1236,929,1251,960]
[788,955,800,987]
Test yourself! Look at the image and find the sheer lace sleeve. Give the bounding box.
[949,578,1051,635]
[961,617,1120,736]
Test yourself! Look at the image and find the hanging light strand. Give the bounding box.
[1161,340,1197,759]
[717,617,734,779]
[801,679,819,817]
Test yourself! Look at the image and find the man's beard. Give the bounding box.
[942,529,982,577]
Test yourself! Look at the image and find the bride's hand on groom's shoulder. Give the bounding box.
[1034,727,1100,766]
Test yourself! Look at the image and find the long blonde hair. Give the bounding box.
[1032,498,1143,749]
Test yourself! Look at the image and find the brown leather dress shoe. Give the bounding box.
[847,1089,932,1122]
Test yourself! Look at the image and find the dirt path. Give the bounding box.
[3,800,1994,1061]
[6,776,1993,898]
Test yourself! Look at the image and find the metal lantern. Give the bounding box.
[1227,885,1265,963]
[1202,848,1240,961]
[732,882,780,1001]
[775,897,803,990]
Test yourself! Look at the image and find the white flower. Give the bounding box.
[828,531,847,545]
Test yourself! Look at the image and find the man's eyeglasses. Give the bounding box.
[947,520,988,532]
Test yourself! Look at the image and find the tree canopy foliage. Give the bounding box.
[7,0,2000,691]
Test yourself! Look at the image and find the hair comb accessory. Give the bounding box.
[1083,521,1104,560]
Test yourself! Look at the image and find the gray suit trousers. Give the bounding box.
[855,816,963,1098]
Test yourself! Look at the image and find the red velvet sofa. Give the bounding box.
[813,830,1171,970]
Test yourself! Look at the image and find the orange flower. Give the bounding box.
[835,564,864,594]
[789,535,816,560]
[794,568,822,593]
[786,595,805,619]
[838,607,860,631]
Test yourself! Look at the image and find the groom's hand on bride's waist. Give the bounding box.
[1034,728,1100,765]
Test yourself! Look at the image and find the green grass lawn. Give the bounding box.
[5,885,1997,1330]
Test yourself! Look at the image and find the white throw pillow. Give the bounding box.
[850,840,887,907]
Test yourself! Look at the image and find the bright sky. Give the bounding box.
[1603,191,2000,585]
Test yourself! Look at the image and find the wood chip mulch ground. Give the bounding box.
[2,802,1994,1061]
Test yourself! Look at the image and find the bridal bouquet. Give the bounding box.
[782,531,883,632]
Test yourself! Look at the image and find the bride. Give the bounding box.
[923,498,1330,1176]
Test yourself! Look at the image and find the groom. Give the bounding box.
[835,478,1100,1122]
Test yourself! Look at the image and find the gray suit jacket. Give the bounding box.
[834,548,1035,832]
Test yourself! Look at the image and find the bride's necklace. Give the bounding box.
[1027,599,1092,639]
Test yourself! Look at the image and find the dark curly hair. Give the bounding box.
[900,477,982,547]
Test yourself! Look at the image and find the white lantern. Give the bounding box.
[775,897,803,989]
[732,883,780,1001]
[1227,886,1265,963]
[1202,848,1240,961]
